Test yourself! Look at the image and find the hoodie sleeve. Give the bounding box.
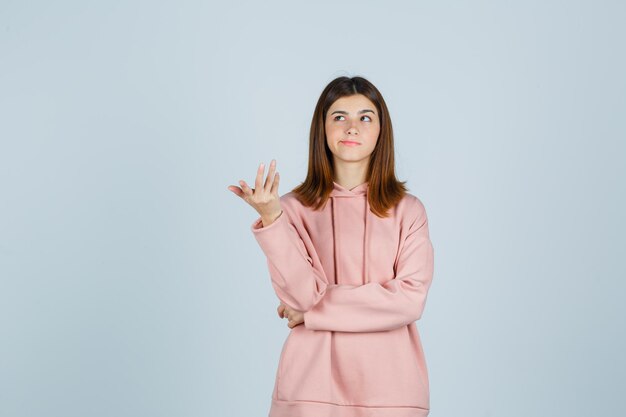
[251,201,330,312]
[302,197,434,333]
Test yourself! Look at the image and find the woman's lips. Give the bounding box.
[340,140,361,146]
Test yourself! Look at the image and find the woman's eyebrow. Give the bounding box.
[330,109,376,115]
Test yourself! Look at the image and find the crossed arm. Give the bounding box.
[252,197,434,333]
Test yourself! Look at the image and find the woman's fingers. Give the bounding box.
[239,180,252,196]
[255,162,265,194]
[235,160,279,198]
[264,159,277,192]
[270,171,280,196]
[231,160,281,219]
[227,185,243,198]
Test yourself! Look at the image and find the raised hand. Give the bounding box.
[228,159,283,226]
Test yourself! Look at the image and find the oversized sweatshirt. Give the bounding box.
[251,180,435,417]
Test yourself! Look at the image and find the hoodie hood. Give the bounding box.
[329,181,372,284]
[330,181,369,198]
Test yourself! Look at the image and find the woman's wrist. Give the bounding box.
[261,210,283,227]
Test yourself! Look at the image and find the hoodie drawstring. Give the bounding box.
[331,196,338,285]
[364,197,370,284]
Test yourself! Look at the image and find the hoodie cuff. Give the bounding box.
[303,309,317,330]
[251,210,284,232]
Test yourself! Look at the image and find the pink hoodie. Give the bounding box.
[251,180,435,417]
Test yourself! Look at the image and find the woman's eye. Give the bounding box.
[333,115,372,121]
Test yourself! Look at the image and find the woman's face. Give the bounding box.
[325,94,380,167]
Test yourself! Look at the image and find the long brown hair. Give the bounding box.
[291,75,408,218]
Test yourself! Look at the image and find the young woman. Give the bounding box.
[228,76,435,417]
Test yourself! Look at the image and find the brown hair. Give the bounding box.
[291,75,408,218]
